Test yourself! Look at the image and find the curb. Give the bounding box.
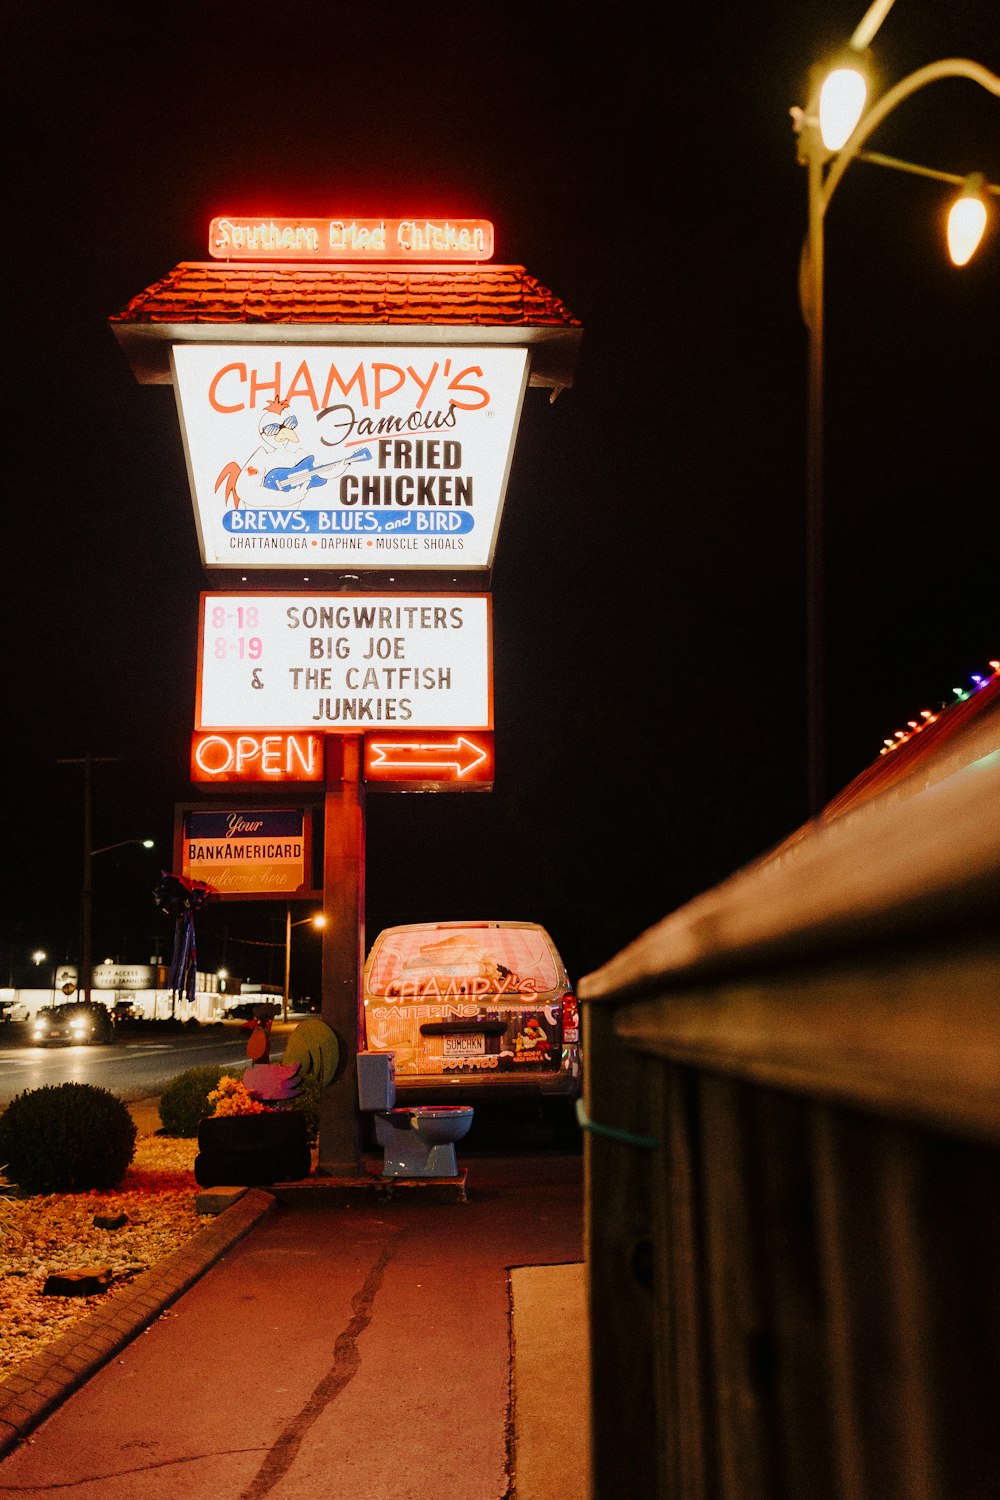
[0,1187,275,1459]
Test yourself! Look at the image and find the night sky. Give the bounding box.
[4,0,999,996]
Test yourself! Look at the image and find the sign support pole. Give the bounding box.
[318,736,365,1176]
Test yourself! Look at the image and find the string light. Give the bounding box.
[876,659,996,754]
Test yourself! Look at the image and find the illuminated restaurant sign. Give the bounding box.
[191,730,324,785]
[180,807,312,896]
[196,592,492,732]
[208,216,494,262]
[172,344,528,572]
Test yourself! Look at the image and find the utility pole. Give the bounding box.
[57,753,119,1003]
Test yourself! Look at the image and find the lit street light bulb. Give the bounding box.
[819,67,868,151]
[947,176,988,266]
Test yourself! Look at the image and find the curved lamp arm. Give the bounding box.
[91,838,155,856]
[850,0,896,52]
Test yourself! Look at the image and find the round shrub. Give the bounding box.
[158,1065,228,1136]
[0,1083,137,1193]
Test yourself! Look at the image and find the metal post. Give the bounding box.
[797,55,1000,818]
[317,735,365,1176]
[58,752,119,1006]
[806,141,826,818]
[283,903,292,1022]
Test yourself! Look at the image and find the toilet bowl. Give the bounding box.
[374,1105,474,1178]
[357,1051,474,1178]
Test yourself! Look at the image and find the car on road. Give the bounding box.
[31,1002,115,1047]
[362,921,581,1114]
[219,1001,281,1022]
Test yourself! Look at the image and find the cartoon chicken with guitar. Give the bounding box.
[215,396,371,510]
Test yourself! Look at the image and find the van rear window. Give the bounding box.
[367,926,560,997]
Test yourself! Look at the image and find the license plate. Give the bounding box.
[442,1033,486,1058]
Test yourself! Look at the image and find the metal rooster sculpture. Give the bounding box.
[242,1016,302,1102]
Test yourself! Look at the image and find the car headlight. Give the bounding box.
[70,1023,88,1037]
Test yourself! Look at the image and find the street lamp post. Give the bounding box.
[283,910,327,1022]
[29,950,50,1005]
[794,14,1000,815]
[80,839,154,1003]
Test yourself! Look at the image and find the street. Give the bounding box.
[0,1023,580,1153]
[0,1027,250,1109]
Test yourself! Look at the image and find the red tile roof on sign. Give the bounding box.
[111,262,583,392]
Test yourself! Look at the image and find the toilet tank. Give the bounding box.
[357,1050,396,1110]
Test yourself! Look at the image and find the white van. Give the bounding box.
[362,921,580,1105]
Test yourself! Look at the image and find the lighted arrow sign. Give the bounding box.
[364,733,494,791]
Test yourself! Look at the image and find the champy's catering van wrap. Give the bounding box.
[362,921,580,1104]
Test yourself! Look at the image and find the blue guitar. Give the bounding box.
[263,447,372,495]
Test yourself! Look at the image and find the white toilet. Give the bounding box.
[357,1052,473,1178]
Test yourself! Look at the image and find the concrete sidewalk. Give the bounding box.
[0,1153,584,1499]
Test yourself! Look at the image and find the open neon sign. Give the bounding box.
[209,217,494,262]
[191,731,324,784]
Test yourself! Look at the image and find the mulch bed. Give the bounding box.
[0,1136,200,1374]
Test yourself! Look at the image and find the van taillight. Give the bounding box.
[560,991,579,1043]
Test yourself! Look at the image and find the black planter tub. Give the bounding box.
[194,1111,310,1187]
